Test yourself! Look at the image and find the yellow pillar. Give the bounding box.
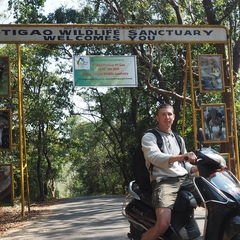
[17,44,25,217]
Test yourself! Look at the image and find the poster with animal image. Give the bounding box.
[198,54,224,92]
[0,110,11,151]
[0,57,10,97]
[201,104,228,142]
[0,164,14,206]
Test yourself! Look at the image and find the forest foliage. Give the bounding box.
[0,0,239,200]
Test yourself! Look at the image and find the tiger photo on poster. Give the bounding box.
[201,104,228,142]
[198,54,224,92]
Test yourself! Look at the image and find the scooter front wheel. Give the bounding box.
[127,222,145,240]
[127,232,139,240]
[232,233,240,240]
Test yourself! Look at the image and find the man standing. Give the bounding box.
[141,103,198,240]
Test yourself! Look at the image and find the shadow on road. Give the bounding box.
[1,195,204,240]
[2,196,129,240]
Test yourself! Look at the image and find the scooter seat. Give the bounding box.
[132,182,153,208]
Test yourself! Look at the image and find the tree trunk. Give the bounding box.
[37,125,44,200]
[43,151,52,198]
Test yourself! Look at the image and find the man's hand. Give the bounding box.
[183,152,197,163]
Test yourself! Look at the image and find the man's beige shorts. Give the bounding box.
[151,176,188,209]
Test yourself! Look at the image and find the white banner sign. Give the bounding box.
[0,24,228,44]
[73,56,137,87]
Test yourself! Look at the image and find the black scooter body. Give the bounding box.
[123,147,240,240]
[124,182,200,240]
[193,150,240,240]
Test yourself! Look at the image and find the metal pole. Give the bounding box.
[187,44,198,150]
[17,43,25,217]
[227,41,240,179]
[181,43,190,137]
[23,115,31,211]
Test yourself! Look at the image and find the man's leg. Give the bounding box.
[141,207,171,240]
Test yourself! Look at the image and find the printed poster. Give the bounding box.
[73,55,137,87]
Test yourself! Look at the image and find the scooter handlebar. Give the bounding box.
[184,156,202,165]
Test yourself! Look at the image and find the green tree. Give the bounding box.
[99,0,240,172]
[0,43,75,200]
[3,0,240,197]
[22,45,74,200]
[8,0,46,23]
[101,0,240,102]
[72,87,160,194]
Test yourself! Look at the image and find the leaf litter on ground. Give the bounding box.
[0,199,60,237]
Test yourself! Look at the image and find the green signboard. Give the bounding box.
[73,56,137,87]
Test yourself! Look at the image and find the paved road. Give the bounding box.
[1,196,205,240]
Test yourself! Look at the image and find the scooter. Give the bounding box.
[122,129,240,240]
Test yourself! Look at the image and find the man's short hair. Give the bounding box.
[156,103,174,115]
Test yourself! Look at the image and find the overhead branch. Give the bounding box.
[104,0,191,104]
[105,0,126,23]
[218,0,239,23]
[144,71,192,104]
[232,37,240,79]
[167,0,183,24]
[132,45,192,103]
[202,0,219,24]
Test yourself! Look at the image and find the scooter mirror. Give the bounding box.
[197,128,205,150]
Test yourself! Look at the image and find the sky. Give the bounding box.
[0,0,105,109]
[0,0,81,23]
